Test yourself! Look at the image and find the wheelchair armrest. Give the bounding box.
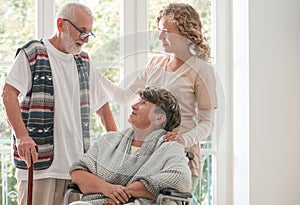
[185,152,194,161]
[67,183,82,193]
[160,188,192,198]
[64,183,82,205]
[157,188,192,205]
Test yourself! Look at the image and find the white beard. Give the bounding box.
[63,30,83,55]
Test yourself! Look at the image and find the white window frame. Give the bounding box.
[214,0,250,204]
[36,0,55,39]
[232,0,249,204]
[119,0,148,129]
[213,0,234,203]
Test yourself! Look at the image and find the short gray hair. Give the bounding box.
[138,87,181,131]
[56,2,92,20]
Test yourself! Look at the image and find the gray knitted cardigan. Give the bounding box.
[70,128,192,205]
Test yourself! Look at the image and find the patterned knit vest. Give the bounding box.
[13,40,90,170]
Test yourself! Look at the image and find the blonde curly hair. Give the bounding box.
[157,3,211,61]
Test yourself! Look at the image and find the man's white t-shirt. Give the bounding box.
[5,39,109,181]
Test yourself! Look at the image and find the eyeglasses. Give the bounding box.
[63,19,95,40]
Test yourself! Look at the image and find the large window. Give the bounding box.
[0,0,35,204]
[0,1,221,204]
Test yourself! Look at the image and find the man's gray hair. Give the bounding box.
[138,87,181,131]
[56,2,92,20]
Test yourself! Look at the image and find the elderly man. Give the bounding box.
[1,2,117,205]
[70,87,192,205]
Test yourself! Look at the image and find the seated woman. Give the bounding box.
[69,87,191,205]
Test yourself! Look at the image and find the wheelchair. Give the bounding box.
[64,152,194,205]
[64,184,192,205]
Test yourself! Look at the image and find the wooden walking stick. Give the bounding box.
[27,154,33,205]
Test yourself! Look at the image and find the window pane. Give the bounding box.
[0,0,35,61]
[55,0,120,61]
[0,145,17,205]
[148,0,212,57]
[0,67,11,141]
[0,1,36,203]
[90,67,120,144]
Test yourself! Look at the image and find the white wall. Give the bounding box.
[249,0,300,204]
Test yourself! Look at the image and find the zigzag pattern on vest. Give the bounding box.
[13,40,90,170]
